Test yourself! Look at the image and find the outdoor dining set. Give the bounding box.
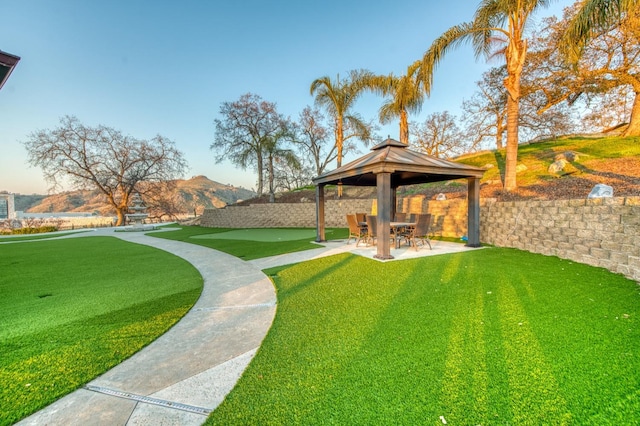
[346,212,432,250]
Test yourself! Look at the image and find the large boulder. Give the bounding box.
[564,151,579,162]
[587,184,614,198]
[548,159,568,174]
[554,151,579,162]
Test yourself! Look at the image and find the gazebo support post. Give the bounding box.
[391,188,397,220]
[466,177,481,247]
[375,172,394,260]
[315,184,326,242]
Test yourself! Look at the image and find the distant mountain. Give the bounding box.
[13,194,47,212]
[172,175,256,212]
[17,176,256,216]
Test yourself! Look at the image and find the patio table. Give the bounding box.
[390,221,415,248]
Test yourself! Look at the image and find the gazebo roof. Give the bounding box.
[313,137,485,188]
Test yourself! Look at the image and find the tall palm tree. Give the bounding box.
[310,70,373,169]
[418,0,552,192]
[562,0,639,62]
[354,61,426,144]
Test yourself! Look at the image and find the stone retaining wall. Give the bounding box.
[480,197,640,282]
[201,196,640,282]
[201,199,374,228]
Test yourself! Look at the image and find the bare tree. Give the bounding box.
[272,154,313,192]
[410,111,467,158]
[579,86,635,131]
[137,180,183,222]
[23,116,187,226]
[518,90,577,140]
[531,4,640,135]
[461,61,576,151]
[263,125,297,203]
[212,93,287,196]
[461,66,508,150]
[293,106,336,176]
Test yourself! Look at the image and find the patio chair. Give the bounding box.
[394,212,407,222]
[355,212,367,224]
[405,213,432,250]
[366,215,397,247]
[346,214,367,246]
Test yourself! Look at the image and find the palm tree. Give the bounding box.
[310,70,373,169]
[354,61,426,144]
[417,0,552,192]
[562,0,639,62]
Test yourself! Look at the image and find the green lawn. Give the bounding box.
[0,230,88,241]
[152,225,348,260]
[0,237,203,425]
[4,226,639,425]
[206,248,640,425]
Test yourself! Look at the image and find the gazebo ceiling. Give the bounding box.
[313,137,485,188]
[0,50,20,91]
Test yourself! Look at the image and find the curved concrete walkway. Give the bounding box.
[12,227,477,425]
[16,228,277,425]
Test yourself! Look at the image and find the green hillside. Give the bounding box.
[244,135,640,204]
[405,135,640,201]
[460,135,640,183]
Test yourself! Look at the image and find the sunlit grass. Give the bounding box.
[455,135,640,187]
[0,230,88,241]
[206,248,640,424]
[152,225,348,260]
[0,237,203,425]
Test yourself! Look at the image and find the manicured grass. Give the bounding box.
[152,225,348,260]
[0,237,203,425]
[206,248,640,425]
[191,228,318,242]
[0,230,88,241]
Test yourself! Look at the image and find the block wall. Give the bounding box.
[479,197,640,282]
[200,199,374,228]
[200,196,640,282]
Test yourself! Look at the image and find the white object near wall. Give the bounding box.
[587,184,614,198]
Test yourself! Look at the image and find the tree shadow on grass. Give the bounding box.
[273,252,358,301]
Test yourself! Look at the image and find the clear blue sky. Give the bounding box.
[0,0,573,194]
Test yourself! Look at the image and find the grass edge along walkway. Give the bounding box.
[151,225,347,260]
[0,236,203,425]
[206,247,640,425]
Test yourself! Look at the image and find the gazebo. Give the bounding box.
[313,138,486,259]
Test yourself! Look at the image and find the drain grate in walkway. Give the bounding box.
[84,384,212,415]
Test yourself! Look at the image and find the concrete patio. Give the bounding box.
[249,238,482,269]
